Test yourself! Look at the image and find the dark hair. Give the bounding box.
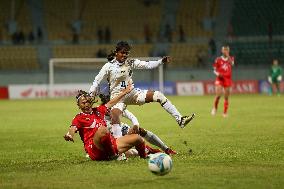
[99,94,110,104]
[76,90,97,104]
[107,41,131,61]
[222,45,230,50]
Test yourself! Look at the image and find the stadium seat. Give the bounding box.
[43,0,163,42]
[0,0,33,41]
[175,0,218,39]
[229,41,284,65]
[169,43,209,67]
[0,46,40,70]
[53,44,153,58]
[231,0,284,36]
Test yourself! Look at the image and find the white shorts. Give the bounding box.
[111,88,148,111]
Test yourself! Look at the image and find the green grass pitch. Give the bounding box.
[0,95,283,189]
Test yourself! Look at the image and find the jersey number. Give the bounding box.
[121,81,126,89]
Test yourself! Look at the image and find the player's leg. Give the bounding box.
[110,105,123,138]
[275,82,281,95]
[223,87,231,117]
[143,90,194,128]
[268,83,273,95]
[139,128,176,155]
[93,126,118,158]
[212,84,222,115]
[116,134,147,158]
[145,90,181,121]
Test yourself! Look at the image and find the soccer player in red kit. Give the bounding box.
[211,46,235,117]
[64,84,147,161]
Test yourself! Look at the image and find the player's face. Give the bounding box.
[78,96,92,113]
[116,48,129,63]
[222,47,230,57]
[273,60,278,66]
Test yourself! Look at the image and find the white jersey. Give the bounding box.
[89,58,163,98]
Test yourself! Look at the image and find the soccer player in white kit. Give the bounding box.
[89,41,195,139]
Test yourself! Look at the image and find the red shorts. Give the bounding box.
[85,136,118,161]
[215,77,232,87]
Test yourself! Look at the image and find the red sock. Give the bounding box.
[214,96,221,109]
[145,145,162,154]
[224,99,229,114]
[135,141,147,158]
[100,133,118,158]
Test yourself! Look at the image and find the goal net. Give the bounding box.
[48,57,164,97]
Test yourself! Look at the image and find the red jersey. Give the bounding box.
[71,105,108,149]
[213,56,234,79]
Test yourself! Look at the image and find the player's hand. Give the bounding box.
[64,134,74,142]
[268,76,272,84]
[127,125,139,135]
[132,125,139,134]
[162,56,171,64]
[123,80,133,94]
[229,56,235,65]
[214,71,223,78]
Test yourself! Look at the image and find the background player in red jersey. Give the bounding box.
[64,84,147,161]
[211,46,235,117]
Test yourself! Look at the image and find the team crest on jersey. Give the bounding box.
[127,59,135,66]
[90,120,103,128]
[95,111,100,117]
[90,120,97,128]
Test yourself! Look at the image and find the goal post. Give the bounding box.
[48,57,164,97]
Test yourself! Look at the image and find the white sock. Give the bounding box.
[144,131,168,151]
[126,149,138,156]
[162,100,182,123]
[112,124,122,138]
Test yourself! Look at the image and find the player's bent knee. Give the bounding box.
[153,91,167,105]
[129,134,144,145]
[139,128,147,137]
[134,134,144,145]
[111,108,122,124]
[145,90,154,103]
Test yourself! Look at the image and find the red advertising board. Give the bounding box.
[203,80,259,94]
[8,84,90,99]
[0,86,8,99]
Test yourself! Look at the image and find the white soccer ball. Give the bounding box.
[148,153,173,176]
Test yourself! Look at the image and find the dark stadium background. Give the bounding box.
[0,0,283,99]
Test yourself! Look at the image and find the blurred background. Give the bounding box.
[0,0,283,98]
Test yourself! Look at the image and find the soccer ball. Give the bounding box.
[148,153,173,176]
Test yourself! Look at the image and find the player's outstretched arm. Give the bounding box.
[131,56,170,69]
[89,63,110,96]
[213,68,222,77]
[105,82,133,108]
[64,126,77,142]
